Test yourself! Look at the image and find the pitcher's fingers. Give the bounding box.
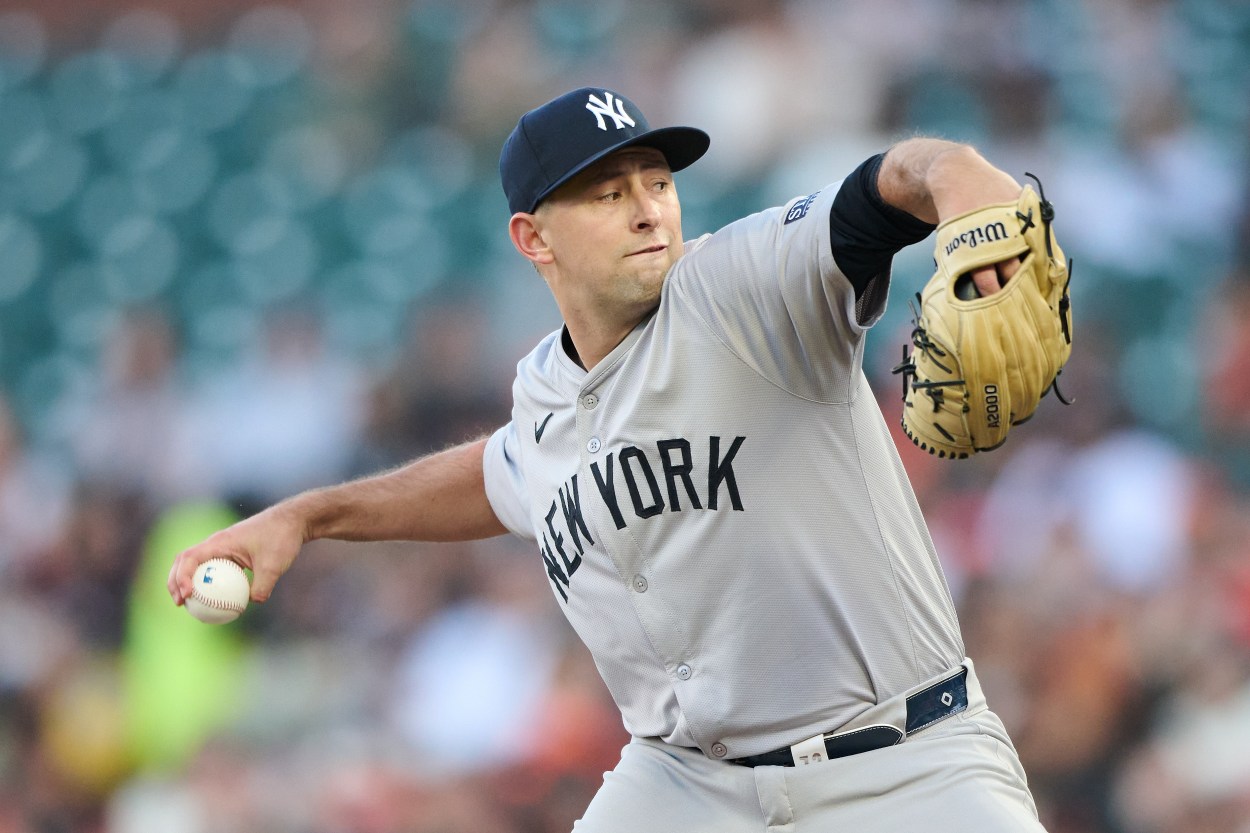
[169,542,229,605]
[971,266,1001,296]
[168,547,197,605]
[998,256,1022,283]
[167,557,183,605]
[249,564,280,603]
[174,546,209,604]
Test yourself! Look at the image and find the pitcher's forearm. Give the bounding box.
[291,437,508,544]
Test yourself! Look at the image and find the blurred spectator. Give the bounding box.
[1198,270,1250,487]
[354,295,508,471]
[59,307,198,506]
[1201,272,1250,435]
[1114,646,1250,833]
[0,394,72,575]
[1053,84,1243,281]
[388,542,565,776]
[974,429,1196,597]
[1013,605,1145,833]
[189,306,367,504]
[34,481,151,650]
[667,6,831,180]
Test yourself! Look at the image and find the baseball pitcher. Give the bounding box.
[170,86,1070,831]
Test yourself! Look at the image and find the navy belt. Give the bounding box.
[729,667,968,767]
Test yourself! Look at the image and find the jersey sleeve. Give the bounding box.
[667,178,878,401]
[829,153,937,313]
[482,422,536,541]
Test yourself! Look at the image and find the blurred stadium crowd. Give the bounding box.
[2,0,1250,830]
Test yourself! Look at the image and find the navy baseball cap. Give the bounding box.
[500,87,710,215]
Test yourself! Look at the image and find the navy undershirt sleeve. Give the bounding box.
[830,153,937,298]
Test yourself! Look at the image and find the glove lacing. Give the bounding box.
[1025,172,1076,406]
[891,294,966,415]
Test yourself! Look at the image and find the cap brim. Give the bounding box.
[527,126,710,213]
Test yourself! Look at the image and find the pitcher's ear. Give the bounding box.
[509,213,554,265]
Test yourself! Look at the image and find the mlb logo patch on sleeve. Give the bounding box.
[784,192,820,225]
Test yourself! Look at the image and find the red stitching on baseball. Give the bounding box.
[191,589,245,612]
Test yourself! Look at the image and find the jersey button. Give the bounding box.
[582,393,599,409]
[676,664,692,681]
[586,437,602,453]
[632,574,648,593]
[710,742,727,758]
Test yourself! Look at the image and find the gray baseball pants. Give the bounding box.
[574,660,1047,832]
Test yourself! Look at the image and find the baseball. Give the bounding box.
[185,558,251,624]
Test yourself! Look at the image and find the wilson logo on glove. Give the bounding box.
[943,221,1008,255]
[892,174,1074,459]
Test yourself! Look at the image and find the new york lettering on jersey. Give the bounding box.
[536,435,746,601]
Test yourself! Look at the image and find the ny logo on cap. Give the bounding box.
[585,91,636,131]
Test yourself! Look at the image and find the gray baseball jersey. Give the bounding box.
[482,181,966,761]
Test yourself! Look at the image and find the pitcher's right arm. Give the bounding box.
[168,437,507,604]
